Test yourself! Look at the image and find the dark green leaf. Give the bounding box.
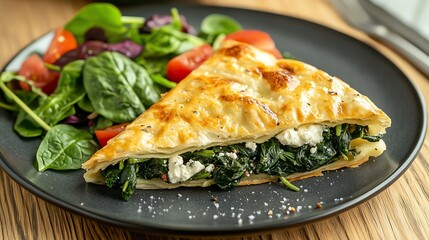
[14,112,43,137]
[201,14,241,35]
[14,60,85,137]
[256,139,283,174]
[90,116,113,133]
[36,124,98,171]
[77,94,94,113]
[336,124,351,159]
[103,167,122,188]
[362,134,383,142]
[351,125,365,139]
[83,51,161,123]
[137,159,168,180]
[12,90,42,137]
[119,163,138,201]
[213,156,247,190]
[64,3,127,43]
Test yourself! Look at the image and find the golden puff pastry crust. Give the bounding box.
[82,40,391,184]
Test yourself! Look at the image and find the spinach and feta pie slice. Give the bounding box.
[82,40,391,200]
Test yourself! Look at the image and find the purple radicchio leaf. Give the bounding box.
[84,27,108,43]
[62,115,81,124]
[107,40,143,59]
[54,40,143,67]
[62,108,92,125]
[139,14,196,34]
[77,41,108,58]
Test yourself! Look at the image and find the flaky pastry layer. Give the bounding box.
[82,40,391,184]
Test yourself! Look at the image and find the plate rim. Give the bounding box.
[0,3,427,235]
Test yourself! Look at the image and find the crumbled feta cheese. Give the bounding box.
[276,125,324,147]
[225,152,238,159]
[205,164,215,173]
[168,156,205,183]
[310,147,317,154]
[245,142,257,152]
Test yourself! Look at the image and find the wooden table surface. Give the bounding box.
[1,0,429,239]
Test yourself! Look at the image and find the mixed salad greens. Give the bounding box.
[0,3,257,172]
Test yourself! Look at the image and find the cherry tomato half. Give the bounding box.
[95,123,129,147]
[43,28,78,64]
[18,54,59,95]
[224,30,282,59]
[166,44,213,83]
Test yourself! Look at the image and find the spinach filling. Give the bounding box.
[101,124,382,200]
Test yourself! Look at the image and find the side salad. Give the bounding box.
[0,3,285,172]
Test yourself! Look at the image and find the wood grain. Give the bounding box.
[1,0,428,239]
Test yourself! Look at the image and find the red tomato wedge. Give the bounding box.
[43,28,78,64]
[18,54,59,95]
[224,30,282,59]
[166,44,213,83]
[95,123,129,147]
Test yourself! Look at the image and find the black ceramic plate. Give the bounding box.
[0,2,426,236]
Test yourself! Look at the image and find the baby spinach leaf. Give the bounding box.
[12,90,42,137]
[89,116,113,133]
[64,3,127,43]
[200,14,241,44]
[36,124,98,171]
[77,94,94,113]
[14,60,86,137]
[201,14,241,35]
[14,113,42,137]
[83,51,161,123]
[37,60,86,120]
